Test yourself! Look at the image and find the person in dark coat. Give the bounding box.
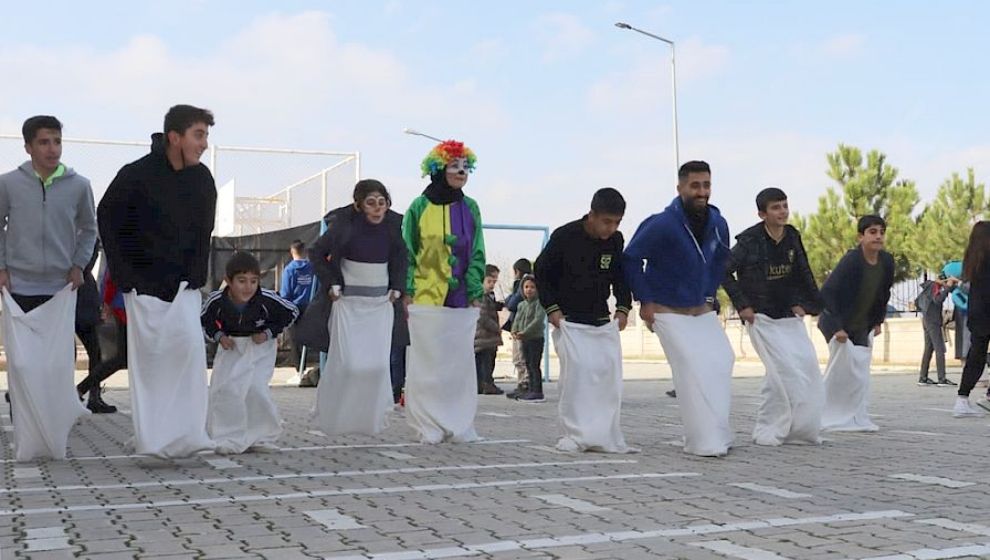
[296,180,409,400]
[74,240,117,413]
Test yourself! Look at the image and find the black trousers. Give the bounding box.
[959,330,990,397]
[475,349,497,389]
[77,320,128,396]
[522,338,545,394]
[10,293,52,312]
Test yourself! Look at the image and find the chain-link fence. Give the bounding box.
[0,135,360,236]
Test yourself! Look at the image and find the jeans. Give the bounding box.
[475,348,497,389]
[960,331,990,397]
[390,344,407,403]
[919,323,947,382]
[522,338,544,395]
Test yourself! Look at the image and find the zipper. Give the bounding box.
[39,177,47,274]
[682,224,706,263]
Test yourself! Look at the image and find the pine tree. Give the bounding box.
[912,168,987,272]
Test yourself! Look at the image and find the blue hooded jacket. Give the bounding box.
[623,197,731,307]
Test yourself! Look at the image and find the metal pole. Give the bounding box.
[209,145,218,177]
[615,22,680,176]
[354,152,361,183]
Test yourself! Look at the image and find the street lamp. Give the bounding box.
[615,22,680,175]
[403,128,445,143]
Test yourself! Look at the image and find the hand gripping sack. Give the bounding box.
[653,312,734,456]
[553,320,636,453]
[405,304,480,443]
[314,295,394,435]
[124,283,213,458]
[2,286,88,461]
[821,335,878,432]
[208,337,282,453]
[747,315,823,445]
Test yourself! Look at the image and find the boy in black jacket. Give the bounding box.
[723,188,824,445]
[201,252,298,454]
[534,188,635,453]
[818,215,894,432]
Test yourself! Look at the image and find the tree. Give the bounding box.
[912,168,988,272]
[797,144,920,282]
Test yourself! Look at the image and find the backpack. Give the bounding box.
[914,280,935,314]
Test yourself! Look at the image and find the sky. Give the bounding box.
[1,0,989,269]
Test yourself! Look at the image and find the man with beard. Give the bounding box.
[623,160,734,456]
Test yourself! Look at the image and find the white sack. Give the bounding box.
[821,335,878,432]
[553,320,636,453]
[653,312,734,456]
[124,283,213,458]
[2,286,88,461]
[405,304,480,443]
[314,295,394,436]
[208,337,282,453]
[747,315,823,445]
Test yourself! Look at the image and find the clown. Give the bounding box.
[401,140,486,443]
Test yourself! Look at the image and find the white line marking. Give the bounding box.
[889,473,973,488]
[378,450,417,460]
[0,459,636,495]
[0,438,531,464]
[689,539,790,559]
[326,510,912,560]
[13,467,42,479]
[24,536,72,552]
[305,509,366,530]
[480,412,512,418]
[729,483,812,499]
[853,542,990,560]
[203,457,242,469]
[915,518,990,536]
[0,471,696,517]
[533,494,609,512]
[890,430,946,437]
[920,407,955,413]
[24,527,66,539]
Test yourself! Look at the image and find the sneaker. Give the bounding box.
[937,378,957,387]
[480,383,504,395]
[86,395,118,414]
[506,385,528,400]
[665,389,677,398]
[248,442,280,453]
[953,398,985,418]
[516,392,546,403]
[918,378,938,386]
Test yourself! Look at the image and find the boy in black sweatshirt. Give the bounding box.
[534,188,635,453]
[723,188,824,446]
[201,252,298,454]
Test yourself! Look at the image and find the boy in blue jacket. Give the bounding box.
[623,160,735,457]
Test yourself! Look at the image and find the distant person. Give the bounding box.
[475,264,504,395]
[280,239,314,370]
[503,258,533,399]
[915,273,959,386]
[954,222,990,417]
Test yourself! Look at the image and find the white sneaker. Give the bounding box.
[953,398,985,418]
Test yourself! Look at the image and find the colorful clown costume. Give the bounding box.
[402,140,486,443]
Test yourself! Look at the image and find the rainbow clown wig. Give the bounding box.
[420,140,478,178]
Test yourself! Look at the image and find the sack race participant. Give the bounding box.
[2,287,88,461]
[309,179,407,435]
[0,115,98,459]
[201,252,298,453]
[817,215,894,431]
[723,188,824,445]
[624,161,734,457]
[402,140,486,443]
[99,105,218,458]
[535,188,636,452]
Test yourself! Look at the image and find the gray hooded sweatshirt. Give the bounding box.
[0,161,98,296]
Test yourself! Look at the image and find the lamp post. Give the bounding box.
[403,128,445,143]
[615,22,680,174]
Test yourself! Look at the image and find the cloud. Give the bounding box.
[586,36,728,115]
[534,13,596,63]
[822,33,865,57]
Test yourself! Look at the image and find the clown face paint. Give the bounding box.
[446,157,469,189]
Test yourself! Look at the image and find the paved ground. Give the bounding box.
[1,368,989,560]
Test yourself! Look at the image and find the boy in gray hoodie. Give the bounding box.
[0,115,98,416]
